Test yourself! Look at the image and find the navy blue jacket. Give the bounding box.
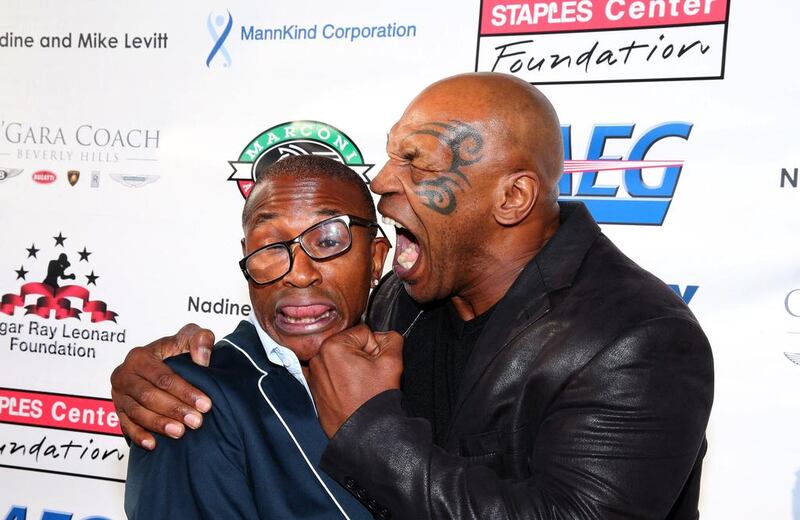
[125,320,371,519]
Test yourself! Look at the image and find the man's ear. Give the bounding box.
[370,237,391,282]
[493,171,539,226]
[240,237,247,256]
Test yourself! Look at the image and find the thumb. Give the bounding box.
[165,323,215,367]
[373,331,403,359]
[187,326,215,367]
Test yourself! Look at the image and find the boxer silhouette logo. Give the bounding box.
[1,232,117,322]
[42,253,76,291]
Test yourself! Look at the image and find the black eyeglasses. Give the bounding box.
[239,214,388,285]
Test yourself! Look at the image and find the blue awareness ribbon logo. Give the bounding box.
[207,10,233,68]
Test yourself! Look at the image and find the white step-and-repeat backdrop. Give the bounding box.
[1,1,798,518]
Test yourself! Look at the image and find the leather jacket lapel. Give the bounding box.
[447,260,551,437]
[446,203,601,436]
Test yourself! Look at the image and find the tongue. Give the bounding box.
[281,304,331,319]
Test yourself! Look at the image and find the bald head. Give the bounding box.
[404,72,563,204]
[371,72,564,314]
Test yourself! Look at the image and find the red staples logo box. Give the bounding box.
[476,0,730,84]
[0,388,127,483]
[0,388,121,436]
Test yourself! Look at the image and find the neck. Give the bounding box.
[449,209,559,321]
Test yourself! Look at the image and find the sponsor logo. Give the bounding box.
[0,232,126,361]
[558,122,692,225]
[0,388,126,483]
[786,289,800,319]
[0,388,121,436]
[207,10,234,68]
[784,289,799,365]
[0,167,23,182]
[67,169,80,186]
[0,30,167,51]
[109,174,159,188]
[0,121,160,165]
[3,506,112,520]
[228,120,373,199]
[476,0,730,84]
[240,22,417,43]
[205,10,417,66]
[781,167,798,189]
[187,295,251,317]
[668,284,698,305]
[90,170,100,188]
[31,170,56,184]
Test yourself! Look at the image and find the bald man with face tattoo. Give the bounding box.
[112,73,713,519]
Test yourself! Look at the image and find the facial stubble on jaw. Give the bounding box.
[407,120,485,216]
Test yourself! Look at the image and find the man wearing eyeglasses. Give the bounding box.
[124,155,390,519]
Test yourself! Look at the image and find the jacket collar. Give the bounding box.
[220,319,273,373]
[448,202,600,428]
[535,201,601,293]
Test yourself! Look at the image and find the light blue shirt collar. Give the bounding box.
[248,314,315,410]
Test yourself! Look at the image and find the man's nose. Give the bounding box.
[282,244,322,288]
[369,161,402,196]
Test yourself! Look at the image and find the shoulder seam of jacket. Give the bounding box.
[219,337,351,520]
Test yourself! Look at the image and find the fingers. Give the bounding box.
[141,363,212,415]
[117,410,156,450]
[110,345,212,441]
[318,324,374,355]
[114,376,201,436]
[186,326,216,367]
[115,389,187,441]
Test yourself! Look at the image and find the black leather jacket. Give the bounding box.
[321,202,714,519]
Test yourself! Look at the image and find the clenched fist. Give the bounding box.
[307,324,403,437]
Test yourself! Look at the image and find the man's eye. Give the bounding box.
[316,237,342,249]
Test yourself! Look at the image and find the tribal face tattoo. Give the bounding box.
[406,120,484,215]
[372,116,494,303]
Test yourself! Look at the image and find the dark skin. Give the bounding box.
[111,172,393,447]
[111,72,565,445]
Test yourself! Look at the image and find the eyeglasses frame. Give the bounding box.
[239,214,388,286]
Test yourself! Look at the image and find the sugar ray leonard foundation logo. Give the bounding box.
[558,121,692,225]
[207,10,233,68]
[228,120,373,199]
[1,232,117,323]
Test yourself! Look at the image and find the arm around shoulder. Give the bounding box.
[124,357,260,520]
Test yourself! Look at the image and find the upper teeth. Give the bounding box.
[382,216,406,229]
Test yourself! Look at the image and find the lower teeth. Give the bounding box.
[397,245,418,270]
[284,310,331,324]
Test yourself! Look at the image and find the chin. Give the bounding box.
[403,279,440,304]
[281,335,319,357]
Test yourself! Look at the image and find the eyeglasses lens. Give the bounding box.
[245,219,353,284]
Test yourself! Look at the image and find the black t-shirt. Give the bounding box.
[401,302,496,447]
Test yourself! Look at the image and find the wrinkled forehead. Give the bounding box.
[243,174,367,230]
[387,90,498,147]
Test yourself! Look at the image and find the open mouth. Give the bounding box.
[275,304,338,334]
[383,216,421,278]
